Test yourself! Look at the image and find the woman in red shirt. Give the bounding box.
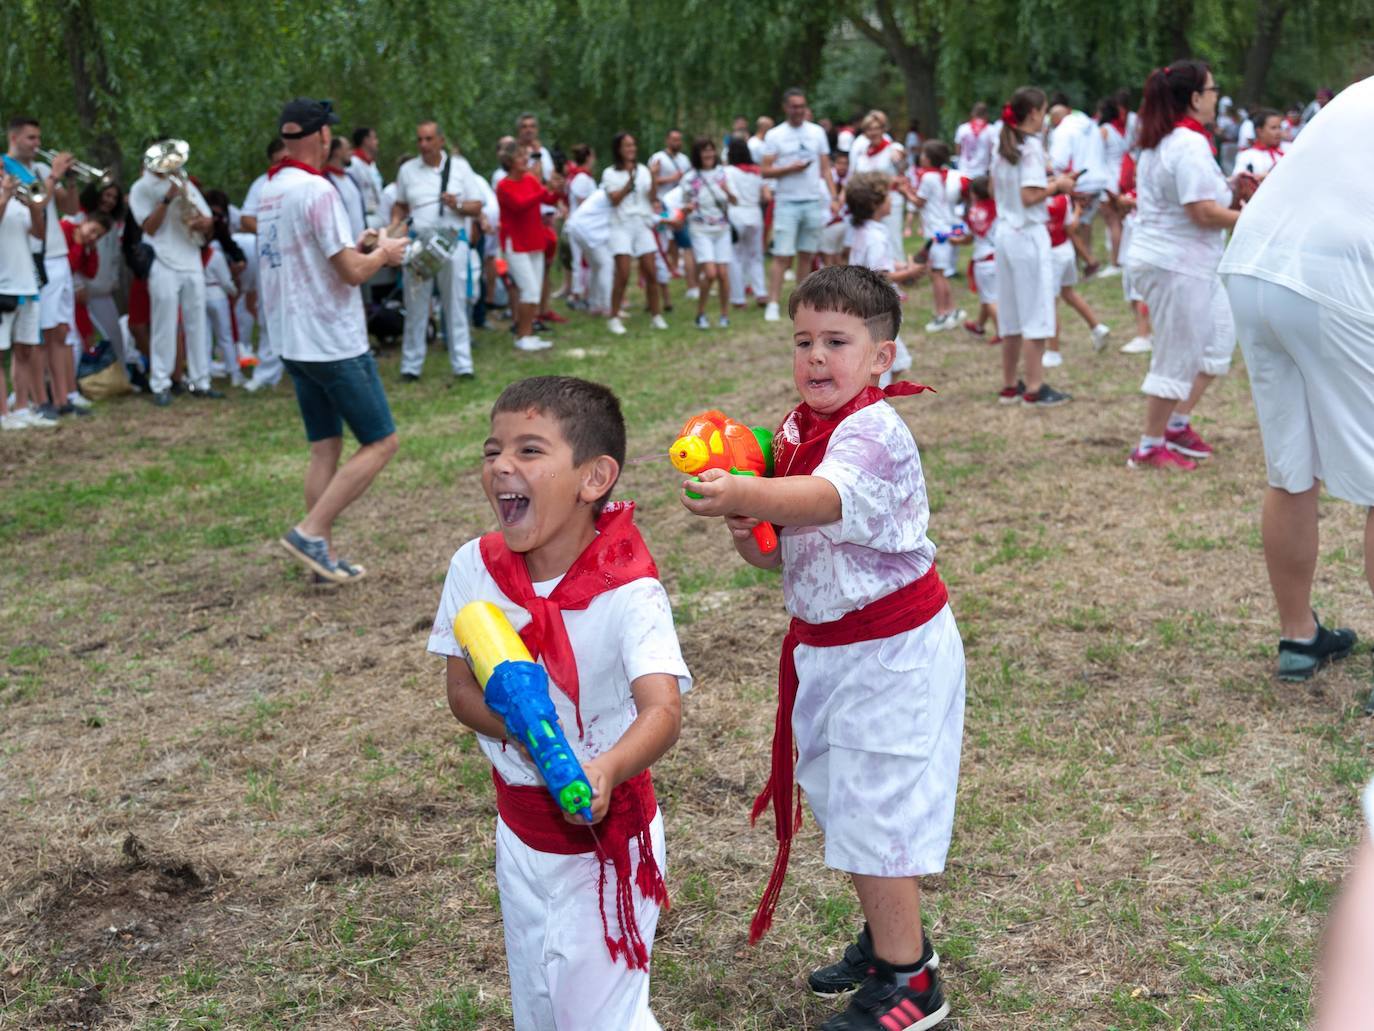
[495,141,563,352]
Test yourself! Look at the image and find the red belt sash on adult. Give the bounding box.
[494,767,668,970]
[748,563,948,943]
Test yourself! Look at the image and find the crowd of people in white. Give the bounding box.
[0,79,1329,452]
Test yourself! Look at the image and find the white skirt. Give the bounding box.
[993,223,1055,339]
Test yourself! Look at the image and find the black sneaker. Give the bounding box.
[1278,614,1357,682]
[188,386,227,400]
[126,363,150,393]
[820,961,949,1031]
[1022,383,1072,407]
[152,390,172,407]
[57,403,92,418]
[401,372,420,383]
[170,379,188,396]
[810,926,938,998]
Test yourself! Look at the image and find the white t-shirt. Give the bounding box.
[0,198,40,296]
[915,169,958,238]
[377,182,398,229]
[848,219,894,273]
[1220,76,1374,321]
[231,230,258,295]
[837,128,856,153]
[203,242,237,303]
[954,121,994,177]
[1101,123,1130,191]
[725,165,763,227]
[682,166,731,228]
[346,153,385,222]
[256,167,367,362]
[241,172,269,226]
[426,536,691,788]
[990,136,1050,229]
[1237,118,1256,151]
[778,401,936,624]
[648,149,690,204]
[1232,145,1285,177]
[395,154,484,235]
[1051,111,1110,191]
[849,136,903,178]
[566,169,596,212]
[600,164,654,225]
[129,172,211,273]
[747,135,767,164]
[9,160,68,259]
[566,188,611,248]
[1048,111,1088,172]
[1126,127,1231,279]
[762,120,830,202]
[328,170,366,239]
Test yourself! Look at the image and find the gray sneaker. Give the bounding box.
[279,527,347,582]
[1278,614,1357,682]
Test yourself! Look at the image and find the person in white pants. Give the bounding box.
[725,139,768,305]
[1219,75,1371,682]
[128,159,218,404]
[566,187,614,316]
[564,144,597,308]
[393,122,485,381]
[203,239,241,386]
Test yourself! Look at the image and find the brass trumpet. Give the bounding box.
[36,147,111,188]
[143,139,207,245]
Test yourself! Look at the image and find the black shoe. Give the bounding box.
[170,380,188,396]
[1022,383,1072,408]
[1278,614,1357,682]
[126,363,150,393]
[451,372,475,385]
[57,403,92,418]
[189,386,227,400]
[152,390,171,407]
[820,961,949,1030]
[810,925,938,998]
[400,372,420,383]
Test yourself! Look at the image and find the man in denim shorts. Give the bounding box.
[258,98,408,584]
[761,88,840,322]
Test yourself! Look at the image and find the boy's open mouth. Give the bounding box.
[497,492,530,526]
[807,377,833,389]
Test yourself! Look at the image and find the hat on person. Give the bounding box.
[278,98,339,139]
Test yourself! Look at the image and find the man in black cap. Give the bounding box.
[261,98,408,584]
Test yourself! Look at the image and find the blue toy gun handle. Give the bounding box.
[485,660,596,823]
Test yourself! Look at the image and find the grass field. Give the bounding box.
[2,255,1372,1030]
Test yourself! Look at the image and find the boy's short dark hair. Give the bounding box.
[844,171,888,227]
[492,377,626,512]
[788,265,902,344]
[970,175,990,200]
[920,139,951,168]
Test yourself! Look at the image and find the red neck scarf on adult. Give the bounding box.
[1111,113,1128,136]
[866,136,890,156]
[1174,117,1218,156]
[267,157,324,180]
[750,383,948,943]
[968,118,988,137]
[478,501,656,736]
[324,165,348,177]
[352,151,373,165]
[1254,143,1284,159]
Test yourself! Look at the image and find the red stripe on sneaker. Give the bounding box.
[909,968,931,993]
[878,1014,906,1031]
[898,999,927,1020]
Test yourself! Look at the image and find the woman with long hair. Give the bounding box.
[1123,60,1243,469]
[990,86,1078,407]
[77,180,126,356]
[601,132,665,336]
[680,137,736,329]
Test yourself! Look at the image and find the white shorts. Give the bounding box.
[926,240,956,276]
[39,257,75,332]
[772,199,825,257]
[993,223,1055,339]
[818,220,849,257]
[970,256,997,303]
[688,224,733,265]
[1227,274,1374,505]
[1075,191,1103,224]
[505,249,545,301]
[496,812,665,1031]
[792,605,965,877]
[0,300,41,350]
[1130,263,1234,400]
[1052,241,1078,289]
[608,219,657,259]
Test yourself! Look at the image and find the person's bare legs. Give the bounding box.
[1061,287,1099,329]
[768,253,792,304]
[795,251,817,287]
[298,433,399,553]
[41,325,71,406]
[930,272,952,317]
[610,254,632,318]
[1023,338,1047,394]
[1261,484,1320,640]
[852,874,923,966]
[1000,334,1022,389]
[718,266,730,317]
[1172,371,1215,419]
[1143,393,1177,439]
[1102,202,1124,265]
[1132,301,1151,340]
[637,254,662,316]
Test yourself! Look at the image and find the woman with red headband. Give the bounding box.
[1123,60,1245,470]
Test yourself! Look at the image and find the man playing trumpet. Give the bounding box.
[128,138,218,406]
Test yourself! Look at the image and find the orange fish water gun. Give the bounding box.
[670,410,778,554]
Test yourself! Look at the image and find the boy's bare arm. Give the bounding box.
[683,468,841,528]
[726,514,784,569]
[569,674,681,824]
[446,656,508,739]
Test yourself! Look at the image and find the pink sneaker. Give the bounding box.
[1165,424,1213,459]
[1127,445,1197,470]
[963,319,985,336]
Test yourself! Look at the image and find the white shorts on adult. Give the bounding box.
[1226,273,1374,505]
[1129,263,1234,400]
[687,224,733,265]
[993,224,1055,339]
[609,220,657,259]
[0,301,40,350]
[505,250,545,302]
[1052,241,1078,289]
[39,258,75,332]
[496,811,665,1031]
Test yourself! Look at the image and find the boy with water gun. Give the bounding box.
[428,375,690,1030]
[680,265,966,1031]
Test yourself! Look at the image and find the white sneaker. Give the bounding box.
[20,406,57,428]
[1097,264,1123,278]
[1,411,31,431]
[1042,349,1064,368]
[685,287,700,300]
[1091,323,1111,352]
[1120,335,1153,354]
[924,312,954,333]
[514,335,552,352]
[718,315,730,328]
[763,302,781,322]
[650,314,668,330]
[695,314,709,330]
[68,392,93,410]
[607,317,627,336]
[784,268,796,282]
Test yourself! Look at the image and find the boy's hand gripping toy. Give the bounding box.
[454,601,596,824]
[670,410,777,554]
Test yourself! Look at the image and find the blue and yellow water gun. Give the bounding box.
[454,602,595,823]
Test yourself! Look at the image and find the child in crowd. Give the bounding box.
[1232,108,1286,178]
[910,140,966,333]
[1043,194,1110,368]
[564,144,598,311]
[680,265,965,1031]
[962,176,999,341]
[818,150,850,267]
[844,172,923,384]
[1115,153,1154,354]
[725,138,769,305]
[429,375,690,1031]
[679,137,736,329]
[565,185,614,317]
[202,237,242,386]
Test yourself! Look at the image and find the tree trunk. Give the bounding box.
[844,1,942,137]
[896,51,940,140]
[1240,0,1290,105]
[62,0,123,183]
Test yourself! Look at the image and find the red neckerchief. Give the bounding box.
[1174,117,1218,156]
[968,118,988,137]
[200,245,212,268]
[352,152,374,165]
[735,162,760,174]
[772,383,932,483]
[1111,114,1128,136]
[1254,144,1284,159]
[267,158,323,180]
[478,501,656,736]
[324,165,348,177]
[866,137,891,156]
[916,166,948,184]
